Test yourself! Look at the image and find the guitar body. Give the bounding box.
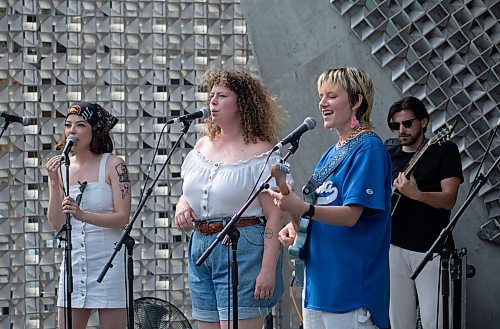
[288,217,311,287]
[288,192,316,287]
[288,217,310,260]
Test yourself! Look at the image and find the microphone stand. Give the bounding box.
[196,140,299,329]
[0,119,11,139]
[467,120,498,198]
[61,155,74,329]
[411,150,500,328]
[98,120,193,329]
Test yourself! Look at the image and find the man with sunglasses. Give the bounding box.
[386,96,463,329]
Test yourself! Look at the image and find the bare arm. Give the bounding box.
[254,191,286,300]
[394,174,460,210]
[268,185,365,227]
[46,155,66,231]
[67,156,131,228]
[312,203,365,227]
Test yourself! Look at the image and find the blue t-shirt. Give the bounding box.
[304,134,392,329]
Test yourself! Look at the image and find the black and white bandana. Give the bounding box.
[67,102,118,136]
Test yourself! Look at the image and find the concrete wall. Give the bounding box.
[241,0,400,185]
[240,1,500,328]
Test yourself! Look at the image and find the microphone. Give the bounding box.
[60,135,78,162]
[1,113,37,126]
[272,117,317,151]
[166,107,210,124]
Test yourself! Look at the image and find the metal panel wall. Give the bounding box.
[0,1,255,328]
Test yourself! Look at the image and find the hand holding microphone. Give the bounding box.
[60,135,78,162]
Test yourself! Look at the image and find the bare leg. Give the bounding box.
[98,308,127,329]
[220,317,265,329]
[57,308,92,329]
[199,321,222,329]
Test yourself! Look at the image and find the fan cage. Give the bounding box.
[134,297,192,329]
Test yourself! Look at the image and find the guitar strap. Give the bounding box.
[302,131,378,195]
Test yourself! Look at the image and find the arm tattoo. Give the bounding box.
[115,163,130,183]
[115,163,131,199]
[263,228,274,250]
[120,183,130,200]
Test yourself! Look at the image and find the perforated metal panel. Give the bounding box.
[331,0,499,225]
[0,1,255,327]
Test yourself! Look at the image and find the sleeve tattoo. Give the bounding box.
[115,163,131,199]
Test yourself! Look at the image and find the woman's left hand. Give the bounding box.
[62,196,84,220]
[254,270,276,300]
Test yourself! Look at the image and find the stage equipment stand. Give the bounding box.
[98,120,194,329]
[59,154,74,329]
[411,150,498,329]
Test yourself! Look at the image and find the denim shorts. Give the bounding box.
[188,218,284,322]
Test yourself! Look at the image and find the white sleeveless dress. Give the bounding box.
[57,153,126,308]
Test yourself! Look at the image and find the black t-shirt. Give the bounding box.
[388,140,464,252]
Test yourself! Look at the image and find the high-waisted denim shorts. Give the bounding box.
[188,218,284,322]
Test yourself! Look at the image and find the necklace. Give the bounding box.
[336,124,370,149]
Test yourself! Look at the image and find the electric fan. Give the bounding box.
[134,297,192,329]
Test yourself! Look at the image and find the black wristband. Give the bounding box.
[302,203,315,218]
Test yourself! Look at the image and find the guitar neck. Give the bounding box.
[282,188,301,231]
[274,177,300,231]
[271,163,303,232]
[403,142,430,178]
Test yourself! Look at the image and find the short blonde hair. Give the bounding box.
[317,67,374,128]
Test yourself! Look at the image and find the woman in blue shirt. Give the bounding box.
[269,66,392,329]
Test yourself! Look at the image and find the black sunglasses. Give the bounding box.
[76,181,88,206]
[389,118,418,131]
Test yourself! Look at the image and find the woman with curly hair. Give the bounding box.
[175,68,286,329]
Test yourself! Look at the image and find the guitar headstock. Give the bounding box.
[271,162,290,195]
[429,121,457,146]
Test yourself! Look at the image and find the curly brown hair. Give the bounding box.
[201,68,282,144]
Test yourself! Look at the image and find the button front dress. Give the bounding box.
[57,153,126,308]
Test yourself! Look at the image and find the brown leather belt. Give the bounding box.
[194,217,264,235]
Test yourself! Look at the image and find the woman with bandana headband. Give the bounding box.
[46,102,131,329]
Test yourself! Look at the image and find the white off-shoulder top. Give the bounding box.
[181,149,284,220]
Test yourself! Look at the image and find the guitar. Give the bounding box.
[270,163,299,231]
[270,163,305,286]
[391,121,457,215]
[287,193,316,287]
